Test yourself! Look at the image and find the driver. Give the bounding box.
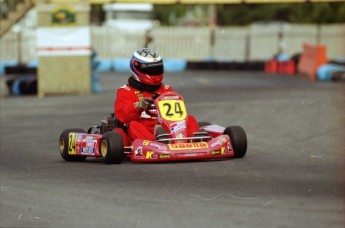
[114,48,199,143]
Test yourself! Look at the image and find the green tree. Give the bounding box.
[154,5,187,26]
[153,3,345,26]
[217,3,345,25]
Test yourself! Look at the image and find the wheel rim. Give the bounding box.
[101,140,108,158]
[59,137,65,154]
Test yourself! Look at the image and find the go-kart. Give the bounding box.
[59,92,247,164]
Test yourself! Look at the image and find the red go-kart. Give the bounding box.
[59,92,247,164]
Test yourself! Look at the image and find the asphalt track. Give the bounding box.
[1,70,344,228]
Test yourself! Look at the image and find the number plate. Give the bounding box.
[68,133,78,155]
[157,100,187,121]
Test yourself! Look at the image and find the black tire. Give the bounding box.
[100,132,124,164]
[59,128,87,162]
[224,126,247,158]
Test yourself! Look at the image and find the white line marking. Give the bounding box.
[17,213,22,221]
[264,199,275,206]
[192,193,259,201]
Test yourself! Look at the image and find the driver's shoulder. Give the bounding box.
[119,84,131,91]
[117,84,137,98]
[161,84,174,92]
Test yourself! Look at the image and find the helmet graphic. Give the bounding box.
[130,48,164,86]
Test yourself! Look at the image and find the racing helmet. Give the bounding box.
[130,48,164,86]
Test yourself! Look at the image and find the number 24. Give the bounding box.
[163,102,183,117]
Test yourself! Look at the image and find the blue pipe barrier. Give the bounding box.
[91,50,103,93]
[27,60,38,68]
[97,59,113,72]
[113,58,130,72]
[317,64,345,81]
[0,61,18,75]
[11,74,37,96]
[164,59,187,72]
[112,58,187,73]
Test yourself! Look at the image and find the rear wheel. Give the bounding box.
[100,132,124,164]
[224,126,247,158]
[59,128,87,161]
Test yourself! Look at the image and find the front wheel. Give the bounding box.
[59,128,87,162]
[100,132,124,164]
[224,126,247,158]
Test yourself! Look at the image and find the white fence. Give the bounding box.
[1,23,344,63]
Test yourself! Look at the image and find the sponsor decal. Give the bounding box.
[211,148,226,155]
[84,140,95,147]
[134,147,144,158]
[159,154,171,159]
[221,147,225,154]
[176,133,184,139]
[227,142,232,151]
[82,147,95,154]
[211,150,221,155]
[143,140,150,146]
[146,151,157,159]
[210,137,227,147]
[37,27,91,56]
[170,120,186,133]
[51,6,76,26]
[85,136,95,140]
[150,143,168,150]
[162,96,179,100]
[185,153,198,157]
[81,139,96,155]
[168,142,208,150]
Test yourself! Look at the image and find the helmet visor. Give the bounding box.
[136,60,164,76]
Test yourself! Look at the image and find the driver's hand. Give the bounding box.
[136,98,153,110]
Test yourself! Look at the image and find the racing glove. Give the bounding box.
[136,98,154,110]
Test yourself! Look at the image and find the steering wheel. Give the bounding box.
[145,104,157,117]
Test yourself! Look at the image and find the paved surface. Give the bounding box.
[1,71,344,228]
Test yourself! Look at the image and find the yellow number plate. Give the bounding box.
[157,100,187,121]
[68,133,77,155]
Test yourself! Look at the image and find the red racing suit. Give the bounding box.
[114,83,199,144]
